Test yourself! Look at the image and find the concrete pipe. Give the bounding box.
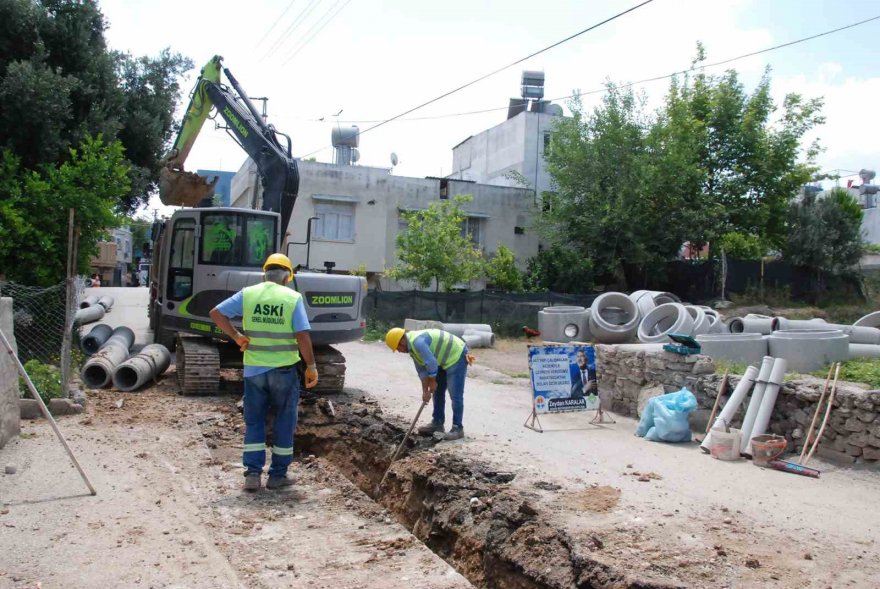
[80,323,113,355]
[776,318,880,344]
[74,304,105,326]
[538,306,589,342]
[442,323,492,337]
[767,329,848,373]
[685,306,710,336]
[745,357,787,454]
[637,303,695,343]
[739,314,775,335]
[629,290,680,320]
[727,317,744,333]
[80,326,135,388]
[112,344,171,392]
[79,295,99,309]
[854,311,880,328]
[462,329,495,348]
[97,295,114,311]
[738,356,775,453]
[695,333,768,366]
[848,344,880,359]
[701,364,759,452]
[589,292,639,344]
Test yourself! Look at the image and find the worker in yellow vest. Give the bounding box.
[210,253,318,491]
[385,327,469,441]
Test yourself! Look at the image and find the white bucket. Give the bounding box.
[710,429,742,461]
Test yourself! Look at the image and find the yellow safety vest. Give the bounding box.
[241,282,301,367]
[406,329,465,371]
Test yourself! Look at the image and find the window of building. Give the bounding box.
[440,178,449,200]
[514,226,525,235]
[543,132,551,155]
[315,202,355,242]
[461,217,482,246]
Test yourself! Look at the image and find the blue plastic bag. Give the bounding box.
[635,388,697,443]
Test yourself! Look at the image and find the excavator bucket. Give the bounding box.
[159,167,218,207]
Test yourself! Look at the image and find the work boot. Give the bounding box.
[266,475,295,490]
[243,473,261,492]
[443,426,464,441]
[417,421,444,436]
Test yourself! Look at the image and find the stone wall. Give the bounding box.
[595,344,880,464]
[0,297,20,448]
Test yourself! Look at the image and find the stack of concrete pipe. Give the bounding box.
[589,293,639,343]
[80,326,134,388]
[714,312,880,370]
[112,344,171,392]
[79,295,99,309]
[700,356,788,456]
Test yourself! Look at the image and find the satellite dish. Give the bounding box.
[390,152,399,167]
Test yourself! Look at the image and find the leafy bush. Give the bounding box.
[718,232,764,260]
[363,316,393,343]
[19,359,63,405]
[524,244,594,293]
[485,245,523,292]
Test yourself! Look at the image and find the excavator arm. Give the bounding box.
[160,55,299,231]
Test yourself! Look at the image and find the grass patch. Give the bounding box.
[510,372,530,379]
[714,358,748,376]
[363,316,393,342]
[811,359,880,387]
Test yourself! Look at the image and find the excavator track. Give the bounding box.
[177,335,220,395]
[311,345,346,394]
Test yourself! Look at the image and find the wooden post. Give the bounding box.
[60,209,75,397]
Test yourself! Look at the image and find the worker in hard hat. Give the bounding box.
[209,253,318,492]
[385,327,470,441]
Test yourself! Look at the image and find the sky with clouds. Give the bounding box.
[98,0,880,215]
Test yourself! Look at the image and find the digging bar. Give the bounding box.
[1,327,97,495]
[799,364,834,464]
[376,398,429,493]
[803,362,841,467]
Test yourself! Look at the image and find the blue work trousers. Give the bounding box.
[242,366,300,478]
[431,352,468,428]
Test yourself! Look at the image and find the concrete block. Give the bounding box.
[816,445,857,464]
[0,297,20,448]
[48,398,84,416]
[19,398,42,420]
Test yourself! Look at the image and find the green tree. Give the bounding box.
[485,244,523,292]
[389,195,484,291]
[783,188,864,277]
[0,136,130,286]
[543,85,655,284]
[717,232,765,260]
[0,0,191,212]
[544,46,824,288]
[524,244,594,293]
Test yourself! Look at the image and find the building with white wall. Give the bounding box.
[230,158,539,290]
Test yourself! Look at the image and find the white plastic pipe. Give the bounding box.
[738,356,775,453]
[701,365,758,452]
[744,357,787,455]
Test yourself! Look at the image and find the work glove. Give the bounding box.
[422,376,437,402]
[305,364,319,389]
[234,333,250,352]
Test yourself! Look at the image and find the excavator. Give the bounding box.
[148,55,366,394]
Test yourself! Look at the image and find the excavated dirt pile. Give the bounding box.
[294,395,682,589]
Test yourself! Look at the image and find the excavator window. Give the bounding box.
[167,218,195,301]
[199,212,277,267]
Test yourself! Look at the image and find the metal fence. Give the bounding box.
[364,290,599,335]
[0,279,83,396]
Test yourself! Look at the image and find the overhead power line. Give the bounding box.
[262,0,322,60]
[281,0,352,66]
[297,0,656,157]
[294,11,880,156]
[254,0,298,49]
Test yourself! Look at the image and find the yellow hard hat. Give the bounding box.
[385,328,405,351]
[263,253,293,281]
